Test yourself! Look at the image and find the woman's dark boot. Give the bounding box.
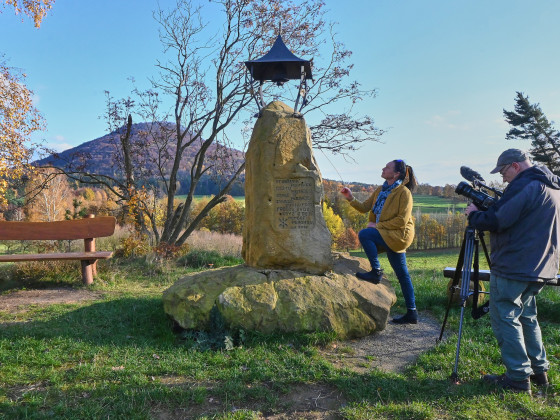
[392,309,418,324]
[356,269,384,284]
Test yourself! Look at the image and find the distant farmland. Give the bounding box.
[176,194,465,214]
[412,194,466,214]
[176,195,244,203]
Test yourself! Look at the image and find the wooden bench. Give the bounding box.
[0,215,116,285]
[443,267,559,286]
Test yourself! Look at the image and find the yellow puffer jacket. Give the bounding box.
[349,183,415,252]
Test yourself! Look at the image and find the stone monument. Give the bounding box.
[242,101,332,274]
[162,101,397,339]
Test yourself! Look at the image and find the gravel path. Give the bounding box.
[321,311,445,374]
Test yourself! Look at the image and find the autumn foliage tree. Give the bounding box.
[336,198,367,234]
[1,0,54,207]
[2,0,55,27]
[25,168,71,222]
[193,195,244,235]
[322,201,344,249]
[337,227,360,251]
[0,59,45,206]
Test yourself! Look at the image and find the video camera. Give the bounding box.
[455,166,502,211]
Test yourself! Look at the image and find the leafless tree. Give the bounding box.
[26,168,72,222]
[43,0,384,246]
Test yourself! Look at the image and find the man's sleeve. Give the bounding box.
[468,206,499,231]
[468,182,538,232]
[492,183,539,231]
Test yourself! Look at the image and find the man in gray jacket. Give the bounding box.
[465,148,560,394]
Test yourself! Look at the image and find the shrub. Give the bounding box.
[115,234,151,258]
[152,242,190,259]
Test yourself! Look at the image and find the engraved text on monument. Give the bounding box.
[274,178,315,229]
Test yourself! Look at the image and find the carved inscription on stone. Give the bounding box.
[274,178,315,229]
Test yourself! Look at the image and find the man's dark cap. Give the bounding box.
[490,149,528,174]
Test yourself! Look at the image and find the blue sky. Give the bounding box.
[1,0,559,186]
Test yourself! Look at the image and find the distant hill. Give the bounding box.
[35,122,247,196]
[35,123,395,197]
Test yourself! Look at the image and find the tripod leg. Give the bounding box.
[438,231,468,342]
[451,305,467,383]
[460,228,476,304]
[450,226,476,382]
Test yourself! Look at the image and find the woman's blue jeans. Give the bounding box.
[358,227,416,310]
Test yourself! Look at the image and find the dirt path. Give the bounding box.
[0,288,103,313]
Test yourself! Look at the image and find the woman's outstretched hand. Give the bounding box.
[340,187,353,201]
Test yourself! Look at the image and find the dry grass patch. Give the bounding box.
[186,230,242,257]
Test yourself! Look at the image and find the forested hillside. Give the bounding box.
[34,122,246,196]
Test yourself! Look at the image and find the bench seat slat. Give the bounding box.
[0,251,113,262]
[443,267,559,286]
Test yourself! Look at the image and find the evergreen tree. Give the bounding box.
[503,92,560,174]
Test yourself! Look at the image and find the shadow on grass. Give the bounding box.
[0,296,177,346]
[0,264,81,292]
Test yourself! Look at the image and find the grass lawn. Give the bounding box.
[1,250,559,419]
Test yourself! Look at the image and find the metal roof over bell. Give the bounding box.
[245,34,314,116]
[245,35,313,84]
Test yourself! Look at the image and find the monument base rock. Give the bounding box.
[163,253,397,339]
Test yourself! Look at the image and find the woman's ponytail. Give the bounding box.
[393,159,418,192]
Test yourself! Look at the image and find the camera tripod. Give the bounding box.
[438,224,491,383]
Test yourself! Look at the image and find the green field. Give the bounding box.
[177,194,464,214]
[413,194,466,214]
[175,194,245,203]
[1,249,559,419]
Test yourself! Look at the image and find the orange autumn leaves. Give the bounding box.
[0,63,45,205]
[3,0,55,27]
[1,0,54,204]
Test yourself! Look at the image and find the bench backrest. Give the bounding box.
[0,217,116,241]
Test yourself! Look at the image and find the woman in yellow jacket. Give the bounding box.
[341,159,418,324]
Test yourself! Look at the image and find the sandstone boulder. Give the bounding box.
[242,101,332,274]
[163,253,397,339]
